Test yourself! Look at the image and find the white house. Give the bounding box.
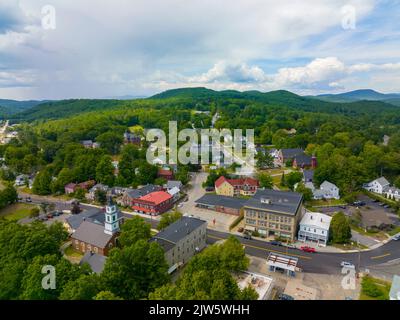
[298,211,332,246]
[363,177,390,194]
[15,174,29,187]
[384,186,400,201]
[167,186,180,201]
[313,181,340,200]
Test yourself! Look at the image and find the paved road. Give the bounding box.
[19,192,400,275]
[206,229,400,275]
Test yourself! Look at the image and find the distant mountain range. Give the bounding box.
[0,99,48,116]
[309,89,400,106]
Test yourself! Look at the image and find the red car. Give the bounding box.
[300,246,316,253]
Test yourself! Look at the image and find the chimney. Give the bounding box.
[311,155,317,169]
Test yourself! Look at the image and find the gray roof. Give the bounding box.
[126,184,161,199]
[294,153,312,166]
[244,189,303,216]
[71,221,113,248]
[66,208,104,230]
[167,180,183,189]
[149,237,175,252]
[303,170,314,182]
[80,252,107,274]
[281,148,304,159]
[376,176,390,187]
[152,216,207,245]
[195,194,247,210]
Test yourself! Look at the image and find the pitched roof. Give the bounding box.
[167,186,180,197]
[300,211,332,231]
[66,208,104,230]
[138,191,172,205]
[320,181,339,190]
[148,237,175,252]
[215,176,259,188]
[71,221,113,248]
[152,216,207,245]
[294,153,312,166]
[244,189,303,216]
[195,194,247,210]
[80,252,107,274]
[125,184,160,199]
[303,170,314,182]
[167,180,183,189]
[158,168,174,176]
[281,148,304,159]
[375,176,390,186]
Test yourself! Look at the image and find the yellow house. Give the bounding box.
[215,176,235,197]
[215,176,259,197]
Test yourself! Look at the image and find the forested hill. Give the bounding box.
[0,99,46,118]
[7,87,400,123]
[10,99,126,122]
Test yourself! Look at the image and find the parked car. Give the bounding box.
[340,261,355,269]
[38,215,48,221]
[26,197,32,203]
[205,187,214,192]
[338,205,346,209]
[353,201,365,206]
[243,232,252,240]
[300,246,316,253]
[47,212,54,219]
[392,234,400,241]
[285,243,297,249]
[372,199,379,203]
[269,240,282,246]
[238,227,244,233]
[383,204,390,209]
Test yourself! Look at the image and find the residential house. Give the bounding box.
[312,181,340,200]
[64,180,96,195]
[167,186,180,201]
[243,189,304,241]
[385,186,400,201]
[293,154,316,169]
[131,190,174,215]
[298,211,332,246]
[363,177,390,194]
[158,168,174,181]
[71,198,123,256]
[302,170,315,190]
[87,183,109,201]
[120,184,162,207]
[195,194,247,215]
[149,216,207,273]
[15,174,29,187]
[123,131,141,145]
[166,180,183,192]
[389,275,400,300]
[215,176,259,197]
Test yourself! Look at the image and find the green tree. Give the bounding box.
[60,274,102,300]
[95,156,115,186]
[329,212,352,244]
[157,211,182,230]
[255,148,274,169]
[118,216,152,247]
[32,169,52,195]
[101,240,169,300]
[96,132,123,155]
[295,183,313,201]
[29,207,40,218]
[94,290,124,300]
[257,173,273,189]
[284,172,303,190]
[94,189,107,205]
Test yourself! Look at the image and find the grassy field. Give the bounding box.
[64,245,84,258]
[307,199,346,207]
[0,203,36,221]
[359,275,391,300]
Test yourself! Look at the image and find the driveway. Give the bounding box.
[351,230,380,247]
[180,171,237,232]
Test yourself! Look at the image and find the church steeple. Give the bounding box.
[104,196,120,235]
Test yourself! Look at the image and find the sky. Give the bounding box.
[0,0,400,100]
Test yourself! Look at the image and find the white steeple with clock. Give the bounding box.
[104,197,121,235]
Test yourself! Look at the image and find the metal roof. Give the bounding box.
[71,221,113,248]
[195,194,247,210]
[80,252,107,274]
[244,189,303,216]
[152,216,207,244]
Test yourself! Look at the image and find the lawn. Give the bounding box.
[64,245,84,259]
[0,203,36,221]
[359,275,391,300]
[388,226,400,236]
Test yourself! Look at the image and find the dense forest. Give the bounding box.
[0,87,399,197]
